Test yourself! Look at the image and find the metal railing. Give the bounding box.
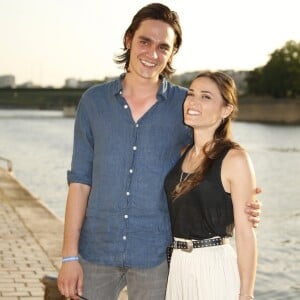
[0,156,13,172]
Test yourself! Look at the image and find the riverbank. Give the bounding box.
[237,98,300,124]
[63,98,300,123]
[1,88,300,124]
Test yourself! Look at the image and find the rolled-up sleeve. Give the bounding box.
[67,96,94,186]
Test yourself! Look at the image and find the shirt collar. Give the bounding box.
[114,73,169,102]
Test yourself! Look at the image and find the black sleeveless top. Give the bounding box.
[164,146,234,240]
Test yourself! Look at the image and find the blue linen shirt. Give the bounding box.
[67,73,191,268]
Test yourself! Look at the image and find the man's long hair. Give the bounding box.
[114,3,182,78]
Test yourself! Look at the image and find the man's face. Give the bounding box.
[126,19,175,80]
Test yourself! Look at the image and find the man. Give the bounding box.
[58,3,261,300]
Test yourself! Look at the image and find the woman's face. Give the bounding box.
[183,76,231,130]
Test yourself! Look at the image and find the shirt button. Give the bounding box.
[126,192,130,196]
[133,146,137,150]
[124,104,128,109]
[123,236,127,240]
[124,214,128,219]
[136,123,139,127]
[129,169,133,173]
[119,90,122,95]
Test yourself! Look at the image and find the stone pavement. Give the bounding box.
[0,167,128,300]
[0,166,63,299]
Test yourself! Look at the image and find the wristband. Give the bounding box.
[62,255,79,263]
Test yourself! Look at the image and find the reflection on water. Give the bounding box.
[1,109,299,299]
[232,122,300,299]
[0,109,73,219]
[0,109,64,119]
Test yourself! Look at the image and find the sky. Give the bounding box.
[1,0,300,87]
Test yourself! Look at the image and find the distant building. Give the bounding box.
[173,70,249,95]
[65,78,79,88]
[77,80,102,89]
[64,78,105,89]
[17,81,35,88]
[0,75,15,88]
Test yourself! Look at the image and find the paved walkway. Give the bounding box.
[0,167,63,299]
[0,167,128,300]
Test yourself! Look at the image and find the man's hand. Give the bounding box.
[58,261,83,299]
[245,187,262,228]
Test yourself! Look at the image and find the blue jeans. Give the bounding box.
[80,257,169,300]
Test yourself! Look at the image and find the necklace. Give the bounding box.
[175,171,190,193]
[179,171,190,183]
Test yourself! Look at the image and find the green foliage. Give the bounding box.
[246,40,300,98]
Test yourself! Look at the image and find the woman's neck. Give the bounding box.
[192,129,213,153]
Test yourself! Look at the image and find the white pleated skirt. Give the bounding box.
[166,239,240,300]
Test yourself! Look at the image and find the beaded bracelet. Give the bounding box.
[62,255,79,263]
[239,294,254,299]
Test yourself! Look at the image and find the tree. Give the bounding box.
[246,40,300,98]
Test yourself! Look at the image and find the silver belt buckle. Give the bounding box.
[182,240,193,252]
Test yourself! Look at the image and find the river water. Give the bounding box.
[0,109,299,299]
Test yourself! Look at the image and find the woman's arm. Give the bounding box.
[223,149,257,299]
[57,182,91,300]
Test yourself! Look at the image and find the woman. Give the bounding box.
[164,71,257,300]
